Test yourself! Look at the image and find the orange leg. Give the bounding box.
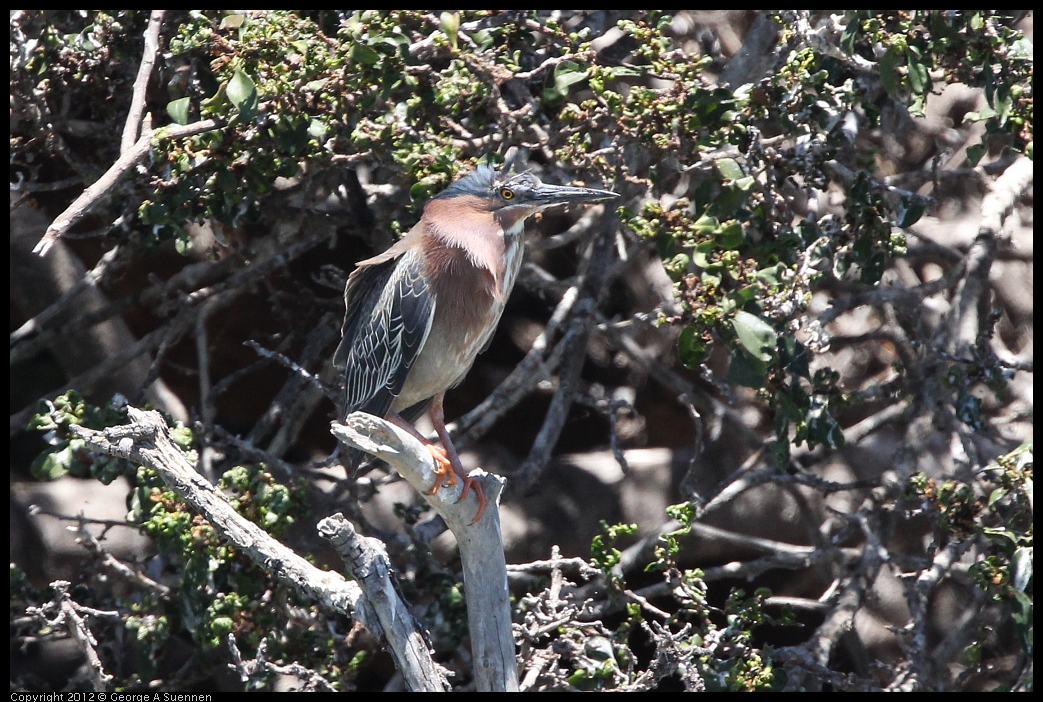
[428,394,486,522]
[388,399,486,522]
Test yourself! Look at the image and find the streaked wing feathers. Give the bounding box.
[334,248,434,418]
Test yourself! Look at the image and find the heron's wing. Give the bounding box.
[334,247,434,419]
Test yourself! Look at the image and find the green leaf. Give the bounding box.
[860,251,885,284]
[806,403,845,449]
[981,527,1018,545]
[894,195,925,228]
[909,92,927,118]
[603,65,642,79]
[966,142,986,167]
[665,502,696,529]
[715,158,745,182]
[1009,37,1033,61]
[275,116,309,154]
[1011,547,1032,592]
[227,68,257,119]
[879,48,899,101]
[349,42,381,67]
[730,285,758,305]
[840,15,861,55]
[377,33,409,51]
[778,388,805,422]
[554,60,589,96]
[219,13,246,30]
[410,180,433,201]
[663,252,690,279]
[780,336,810,379]
[166,97,191,126]
[200,81,229,113]
[774,431,791,466]
[693,212,720,233]
[964,106,997,123]
[472,28,494,50]
[733,175,756,192]
[756,263,787,286]
[701,269,721,287]
[906,47,929,96]
[677,326,710,369]
[715,221,744,249]
[731,310,776,363]
[853,233,873,261]
[709,181,752,220]
[175,233,193,255]
[32,442,73,480]
[692,240,715,268]
[53,390,85,420]
[990,84,1012,126]
[440,11,460,50]
[27,407,57,432]
[727,348,767,388]
[1010,590,1031,661]
[568,669,590,687]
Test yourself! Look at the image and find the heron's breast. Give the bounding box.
[393,239,523,409]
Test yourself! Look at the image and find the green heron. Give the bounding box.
[335,159,617,520]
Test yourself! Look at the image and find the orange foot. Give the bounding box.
[425,444,457,492]
[424,445,487,523]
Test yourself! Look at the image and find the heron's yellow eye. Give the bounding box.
[500,187,515,200]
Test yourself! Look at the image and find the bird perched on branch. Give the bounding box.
[335,156,617,521]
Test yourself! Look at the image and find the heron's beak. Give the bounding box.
[528,181,619,208]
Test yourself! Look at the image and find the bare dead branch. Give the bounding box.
[71,407,366,619]
[331,412,519,692]
[34,119,224,256]
[121,10,165,154]
[318,513,450,692]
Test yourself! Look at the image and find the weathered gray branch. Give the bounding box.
[69,407,450,689]
[318,513,449,692]
[332,412,519,692]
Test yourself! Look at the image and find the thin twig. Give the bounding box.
[10,241,125,347]
[34,118,224,256]
[121,10,165,154]
[10,255,234,366]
